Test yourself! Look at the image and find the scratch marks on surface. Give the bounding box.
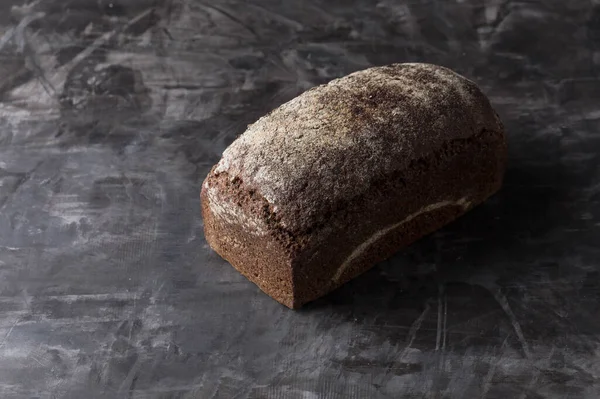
[117,355,143,397]
[6,7,157,111]
[245,3,305,30]
[481,334,510,399]
[0,11,46,53]
[399,302,431,361]
[435,284,448,353]
[517,346,556,399]
[493,288,531,359]
[60,7,157,80]
[38,292,140,303]
[199,2,259,39]
[0,317,20,349]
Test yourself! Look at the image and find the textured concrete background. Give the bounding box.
[0,0,599,398]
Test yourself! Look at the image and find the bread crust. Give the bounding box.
[202,63,506,308]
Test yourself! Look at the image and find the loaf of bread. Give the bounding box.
[201,63,506,308]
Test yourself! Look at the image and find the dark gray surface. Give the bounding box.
[0,0,599,397]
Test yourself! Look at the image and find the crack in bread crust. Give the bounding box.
[331,197,471,282]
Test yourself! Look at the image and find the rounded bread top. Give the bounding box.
[213,63,502,233]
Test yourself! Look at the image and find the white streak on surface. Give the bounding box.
[332,197,471,282]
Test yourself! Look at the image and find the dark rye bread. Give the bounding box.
[201,63,507,309]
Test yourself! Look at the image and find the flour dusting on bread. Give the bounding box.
[213,63,500,234]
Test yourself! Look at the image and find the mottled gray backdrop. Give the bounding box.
[0,0,599,398]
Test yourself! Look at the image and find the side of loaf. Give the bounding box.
[201,63,507,309]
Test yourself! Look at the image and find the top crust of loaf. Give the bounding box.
[212,63,502,234]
